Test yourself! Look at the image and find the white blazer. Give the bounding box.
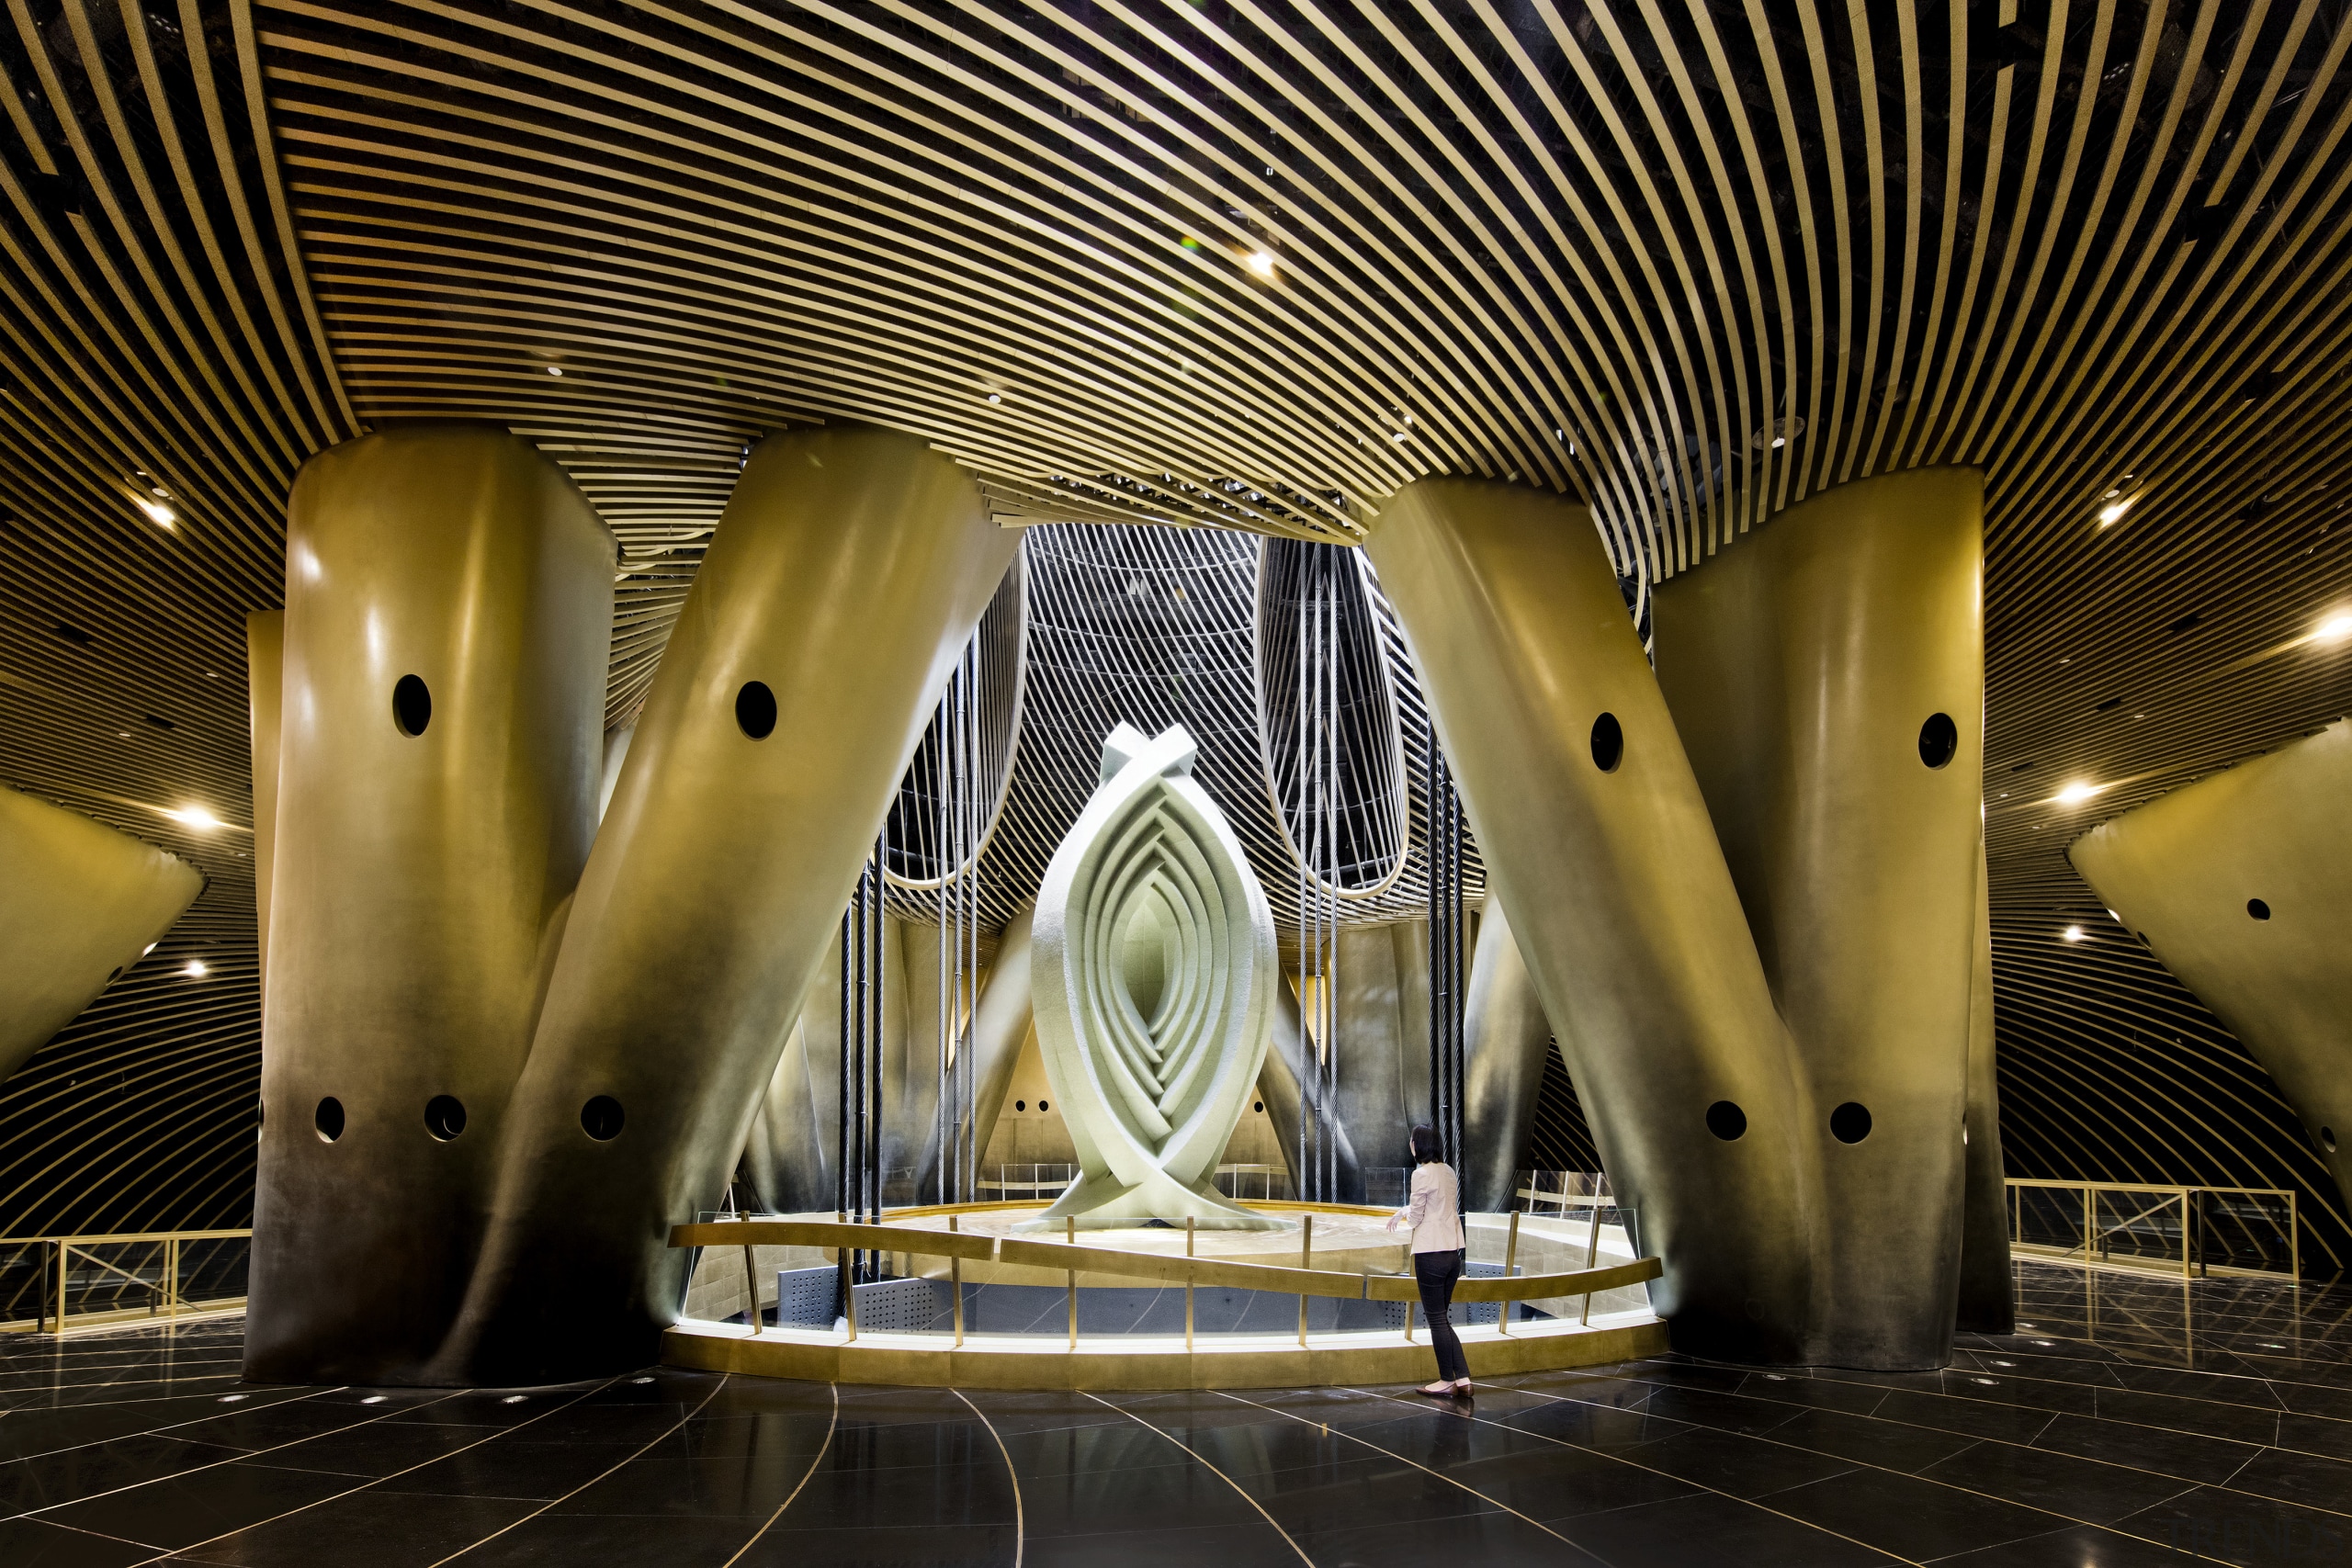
[1392,1161,1465,1254]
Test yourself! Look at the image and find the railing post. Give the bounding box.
[949,1214,965,1348]
[2180,1190,2191,1282]
[56,1238,68,1331]
[1500,1210,1521,1337]
[1066,1216,1078,1351]
[2084,1184,2095,1268]
[1185,1217,1196,1351]
[1297,1214,1312,1348]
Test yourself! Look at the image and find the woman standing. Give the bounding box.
[1387,1123,1471,1397]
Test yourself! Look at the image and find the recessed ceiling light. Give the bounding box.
[139,500,175,527]
[2055,781,2101,805]
[162,805,223,830]
[547,365,564,376]
[2316,613,2352,643]
[183,959,209,978]
[2061,926,2085,942]
[1243,250,1276,277]
[2104,488,2120,499]
[2098,502,2128,525]
[988,393,1001,403]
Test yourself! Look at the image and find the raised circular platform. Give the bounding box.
[663,1201,1669,1390]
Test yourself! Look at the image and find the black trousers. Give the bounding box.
[1414,1248,1469,1383]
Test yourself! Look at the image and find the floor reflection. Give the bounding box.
[1,1261,2346,1565]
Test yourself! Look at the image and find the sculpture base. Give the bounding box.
[665,1306,1665,1391]
[1011,1169,1288,1232]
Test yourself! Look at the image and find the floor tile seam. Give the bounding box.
[0,1385,352,1471]
[1348,1385,1920,1566]
[1732,1374,2292,1461]
[0,1433,254,1472]
[17,1511,175,1553]
[1076,1391,1313,1565]
[1910,1522,2077,1565]
[1500,1380,2125,1540]
[107,1382,601,1567]
[0,1376,255,1403]
[950,1386,1023,1566]
[416,1371,736,1568]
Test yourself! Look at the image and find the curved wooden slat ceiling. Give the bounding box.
[0,0,2348,1263]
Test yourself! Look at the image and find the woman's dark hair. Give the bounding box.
[1409,1124,1442,1164]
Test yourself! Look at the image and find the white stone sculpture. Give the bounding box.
[1023,722,1283,1231]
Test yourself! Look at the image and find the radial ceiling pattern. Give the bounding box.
[1,0,2349,1258]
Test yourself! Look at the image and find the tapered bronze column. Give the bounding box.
[1462,900,1555,1213]
[1365,479,1818,1361]
[0,787,201,1085]
[444,425,1020,1382]
[1258,970,1366,1200]
[245,611,283,988]
[1655,467,1984,1369]
[1957,844,2015,1333]
[248,423,615,1384]
[2071,718,2352,1226]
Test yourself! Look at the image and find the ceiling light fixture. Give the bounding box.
[1243,250,1276,277]
[139,499,175,527]
[2061,926,2085,942]
[2315,613,2352,644]
[183,959,209,978]
[2054,781,2101,806]
[2098,501,2129,525]
[162,805,222,830]
[547,365,564,376]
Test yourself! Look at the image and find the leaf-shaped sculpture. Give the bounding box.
[1022,723,1284,1231]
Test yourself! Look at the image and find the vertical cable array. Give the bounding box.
[1291,547,1346,1203]
[840,829,888,1281]
[1427,748,1465,1181]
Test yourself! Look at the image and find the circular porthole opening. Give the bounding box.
[1015,1100,1026,1112]
[2323,1126,2338,1155]
[1830,1101,1873,1144]
[314,1097,345,1143]
[391,674,433,737]
[424,1094,468,1141]
[1590,712,1624,773]
[735,680,777,739]
[1038,1100,1049,1112]
[1704,1100,1746,1141]
[2247,898,2272,920]
[1253,1100,1264,1113]
[581,1095,626,1141]
[1918,712,1959,769]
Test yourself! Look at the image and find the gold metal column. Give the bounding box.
[1461,899,1556,1212]
[1957,845,2016,1332]
[2071,718,2352,1230]
[247,423,615,1384]
[1364,478,1819,1363]
[244,611,283,988]
[443,425,1020,1382]
[1654,466,1984,1369]
[0,786,201,1086]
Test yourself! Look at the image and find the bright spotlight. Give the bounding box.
[162,805,222,830]
[139,499,175,527]
[2061,926,2085,943]
[2316,614,2352,644]
[1244,250,1277,277]
[2054,781,2100,806]
[183,959,209,978]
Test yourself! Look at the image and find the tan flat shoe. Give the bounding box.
[1419,1381,1455,1396]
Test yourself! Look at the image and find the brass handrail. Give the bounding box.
[668,1218,1661,1305]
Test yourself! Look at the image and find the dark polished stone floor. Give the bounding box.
[4,1262,2348,1566]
